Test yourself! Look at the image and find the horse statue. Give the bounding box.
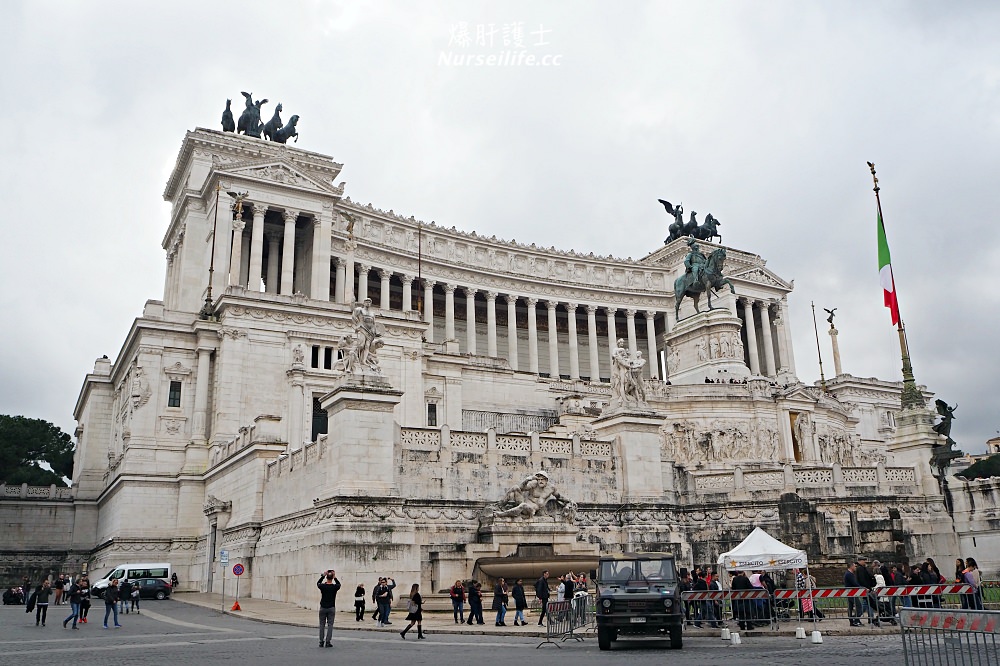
[221,99,235,132]
[693,213,722,243]
[674,247,736,319]
[262,103,283,141]
[682,211,700,237]
[273,115,299,144]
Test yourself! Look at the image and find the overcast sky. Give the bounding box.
[2,1,997,453]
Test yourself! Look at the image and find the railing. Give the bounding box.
[537,594,591,648]
[900,608,1000,665]
[0,483,74,501]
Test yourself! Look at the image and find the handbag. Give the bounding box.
[407,599,418,614]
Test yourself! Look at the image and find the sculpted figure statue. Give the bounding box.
[262,102,283,141]
[932,399,957,448]
[659,199,685,243]
[221,99,235,132]
[237,92,268,138]
[493,471,575,523]
[609,338,648,410]
[274,115,300,144]
[351,298,384,374]
[674,238,736,319]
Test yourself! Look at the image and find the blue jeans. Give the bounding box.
[514,609,525,624]
[104,602,119,627]
[63,601,81,628]
[451,598,465,622]
[495,605,507,624]
[377,601,391,624]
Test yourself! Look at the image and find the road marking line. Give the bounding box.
[139,608,239,632]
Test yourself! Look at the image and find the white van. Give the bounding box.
[91,562,172,597]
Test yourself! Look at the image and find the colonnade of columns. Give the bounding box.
[737,297,794,378]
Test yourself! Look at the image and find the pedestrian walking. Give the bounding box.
[374,576,395,626]
[170,573,179,589]
[79,576,92,624]
[354,583,366,621]
[493,578,509,626]
[119,579,133,615]
[33,580,52,626]
[130,583,140,614]
[316,569,341,648]
[962,557,984,610]
[53,575,65,606]
[511,578,528,626]
[103,579,122,629]
[399,583,425,640]
[449,579,466,623]
[534,570,550,626]
[62,579,83,629]
[466,581,484,624]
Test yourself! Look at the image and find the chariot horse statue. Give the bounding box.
[674,246,735,319]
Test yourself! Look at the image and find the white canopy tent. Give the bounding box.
[716,527,819,636]
[717,526,808,571]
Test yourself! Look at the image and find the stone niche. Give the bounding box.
[665,308,748,384]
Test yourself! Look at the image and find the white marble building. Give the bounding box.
[68,128,993,599]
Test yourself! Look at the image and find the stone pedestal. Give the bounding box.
[592,411,668,500]
[319,373,403,497]
[888,406,941,495]
[665,308,748,384]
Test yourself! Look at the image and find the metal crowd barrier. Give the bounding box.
[681,589,775,630]
[537,595,591,648]
[899,607,999,665]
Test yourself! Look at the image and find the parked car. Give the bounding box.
[133,577,172,600]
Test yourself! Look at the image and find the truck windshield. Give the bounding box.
[599,558,676,583]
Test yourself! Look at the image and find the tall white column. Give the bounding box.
[401,274,413,311]
[486,291,498,357]
[247,204,266,291]
[505,295,519,370]
[192,346,213,441]
[311,214,331,301]
[444,284,457,340]
[606,307,618,365]
[586,305,600,381]
[379,269,391,310]
[645,311,658,379]
[240,230,251,286]
[566,303,580,380]
[780,299,797,377]
[266,233,280,294]
[546,301,560,378]
[625,308,638,353]
[280,210,297,295]
[760,301,777,377]
[334,258,346,303]
[526,298,539,374]
[464,288,477,354]
[742,298,761,375]
[229,218,246,286]
[423,280,435,342]
[357,264,370,303]
[774,311,790,374]
[343,240,356,303]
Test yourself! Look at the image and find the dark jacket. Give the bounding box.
[856,566,876,589]
[844,569,861,588]
[104,586,119,604]
[468,585,483,609]
[449,584,466,602]
[693,578,708,592]
[354,585,365,607]
[512,583,527,610]
[35,586,52,604]
[492,584,508,611]
[317,576,342,609]
[67,584,83,604]
[731,574,753,590]
[534,576,550,600]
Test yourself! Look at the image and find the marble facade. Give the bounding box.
[50,127,998,600]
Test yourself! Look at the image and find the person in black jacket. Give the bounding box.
[399,583,424,640]
[534,570,550,626]
[316,570,341,648]
[730,571,754,630]
[511,579,528,626]
[62,580,83,629]
[354,583,365,622]
[855,557,878,626]
[103,579,121,629]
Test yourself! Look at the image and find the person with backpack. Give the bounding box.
[399,583,425,640]
[103,578,122,629]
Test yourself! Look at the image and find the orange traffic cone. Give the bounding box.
[231,600,241,611]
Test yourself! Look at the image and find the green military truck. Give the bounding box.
[595,552,684,650]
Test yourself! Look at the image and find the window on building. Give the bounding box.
[324,347,333,370]
[312,396,328,441]
[427,403,438,427]
[168,381,182,407]
[311,346,320,369]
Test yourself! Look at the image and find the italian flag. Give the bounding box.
[877,211,900,326]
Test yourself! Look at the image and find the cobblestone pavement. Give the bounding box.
[0,598,906,666]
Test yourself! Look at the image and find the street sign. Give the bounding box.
[232,563,245,576]
[220,549,229,564]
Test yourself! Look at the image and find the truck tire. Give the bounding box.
[670,625,683,649]
[598,626,613,651]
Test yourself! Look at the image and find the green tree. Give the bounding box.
[0,415,75,486]
[956,454,1000,481]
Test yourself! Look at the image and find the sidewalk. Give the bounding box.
[172,592,898,638]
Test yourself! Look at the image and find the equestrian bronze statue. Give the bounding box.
[674,239,735,319]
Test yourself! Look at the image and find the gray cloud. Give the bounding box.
[1,1,996,451]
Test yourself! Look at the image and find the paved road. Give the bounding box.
[0,602,906,666]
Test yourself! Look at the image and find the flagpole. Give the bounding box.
[810,301,827,393]
[867,162,925,409]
